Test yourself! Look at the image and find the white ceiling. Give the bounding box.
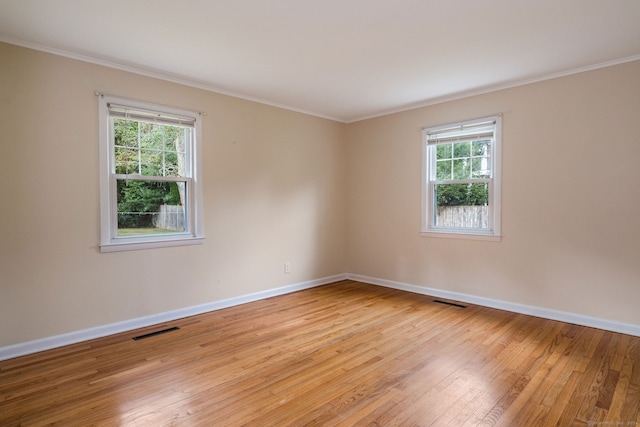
[1,0,639,122]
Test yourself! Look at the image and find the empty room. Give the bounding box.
[1,0,640,425]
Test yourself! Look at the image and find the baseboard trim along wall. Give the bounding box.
[0,274,348,361]
[2,272,639,361]
[347,273,640,338]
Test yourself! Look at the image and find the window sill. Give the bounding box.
[420,230,501,242]
[100,236,205,253]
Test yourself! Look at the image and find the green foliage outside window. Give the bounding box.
[435,183,488,207]
[116,180,181,228]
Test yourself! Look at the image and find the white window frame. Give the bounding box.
[98,94,204,252]
[421,115,502,241]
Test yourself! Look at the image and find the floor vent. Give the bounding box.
[433,300,467,309]
[133,326,180,341]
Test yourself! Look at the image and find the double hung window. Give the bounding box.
[422,115,501,240]
[98,95,204,252]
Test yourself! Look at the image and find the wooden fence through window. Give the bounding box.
[436,205,488,229]
[153,204,185,231]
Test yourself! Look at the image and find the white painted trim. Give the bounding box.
[0,274,347,361]
[97,94,205,252]
[99,237,205,253]
[420,231,501,242]
[346,273,640,337]
[421,114,502,240]
[3,272,638,361]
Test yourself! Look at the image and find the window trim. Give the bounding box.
[98,94,204,252]
[421,114,502,241]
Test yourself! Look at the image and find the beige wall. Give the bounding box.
[2,41,639,349]
[346,60,640,325]
[0,43,347,347]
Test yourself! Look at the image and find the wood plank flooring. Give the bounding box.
[1,280,639,426]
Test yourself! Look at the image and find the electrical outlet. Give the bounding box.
[284,262,291,273]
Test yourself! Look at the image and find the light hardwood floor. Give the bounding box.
[1,280,639,426]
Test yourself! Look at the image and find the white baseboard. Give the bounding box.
[3,272,638,361]
[0,274,348,361]
[346,273,640,337]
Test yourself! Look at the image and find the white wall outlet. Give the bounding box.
[284,262,291,273]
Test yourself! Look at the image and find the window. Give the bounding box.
[422,115,501,240]
[98,94,204,252]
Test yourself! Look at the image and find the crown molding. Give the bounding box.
[0,36,345,123]
[2,36,639,124]
[346,54,640,123]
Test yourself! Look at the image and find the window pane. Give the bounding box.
[471,157,491,178]
[436,144,452,160]
[436,160,452,180]
[113,119,138,148]
[164,150,186,177]
[453,159,470,179]
[140,122,164,150]
[453,142,470,158]
[114,146,139,174]
[116,179,187,236]
[164,127,185,152]
[472,139,491,156]
[140,149,162,176]
[434,182,489,229]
